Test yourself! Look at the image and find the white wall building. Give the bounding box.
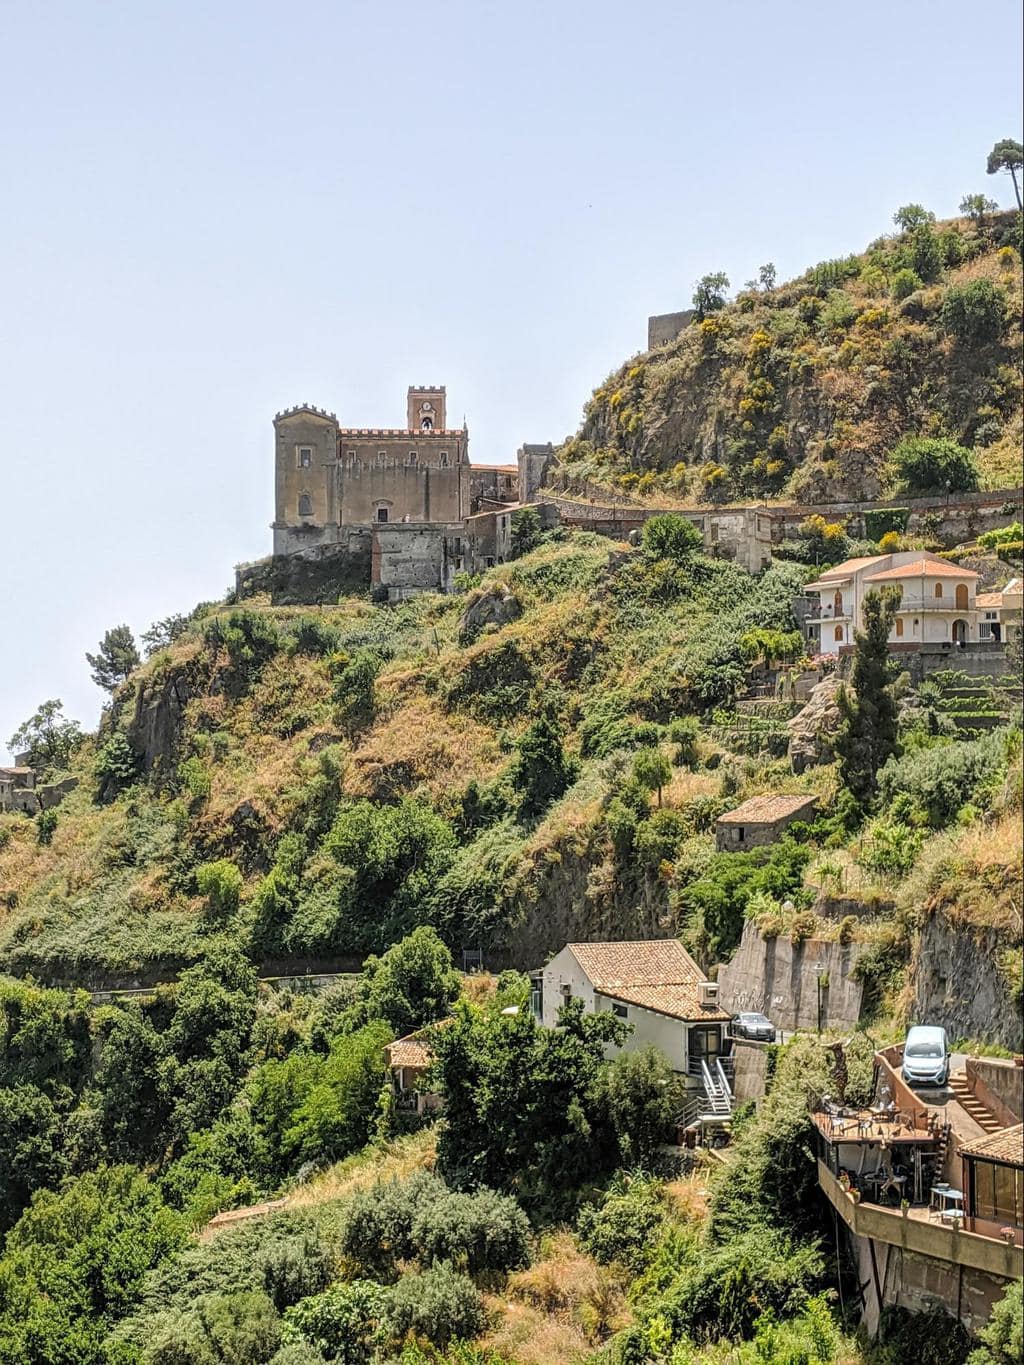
[533,940,732,1081]
[977,578,1023,644]
[803,552,982,657]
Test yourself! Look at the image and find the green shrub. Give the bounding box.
[642,514,703,562]
[291,617,341,657]
[863,507,910,541]
[282,1280,386,1364]
[410,1187,532,1277]
[95,731,142,799]
[941,278,1006,343]
[891,269,922,300]
[979,521,1023,550]
[35,808,58,845]
[577,1174,667,1272]
[195,859,243,926]
[143,1289,282,1365]
[878,731,1009,828]
[888,435,979,494]
[382,1262,484,1348]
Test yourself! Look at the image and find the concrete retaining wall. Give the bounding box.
[718,922,864,1033]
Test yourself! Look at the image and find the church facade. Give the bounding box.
[273,385,517,557]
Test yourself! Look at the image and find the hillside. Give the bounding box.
[2,530,1022,1363]
[2,529,1020,1038]
[553,209,1023,505]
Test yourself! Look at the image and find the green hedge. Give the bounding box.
[864,507,910,541]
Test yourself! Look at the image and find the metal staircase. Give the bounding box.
[701,1059,734,1117]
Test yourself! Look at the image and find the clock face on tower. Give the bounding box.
[421,401,433,413]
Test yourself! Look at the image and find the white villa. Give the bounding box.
[532,940,732,1081]
[803,552,983,657]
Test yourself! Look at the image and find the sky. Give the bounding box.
[1,0,1022,758]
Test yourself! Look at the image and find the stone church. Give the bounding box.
[273,385,518,557]
[264,385,535,601]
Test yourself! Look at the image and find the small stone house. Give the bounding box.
[384,1030,444,1116]
[533,940,732,1080]
[0,765,37,815]
[715,794,818,851]
[977,579,1023,644]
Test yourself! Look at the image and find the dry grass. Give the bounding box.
[284,1128,438,1211]
[902,809,1023,935]
[485,1230,630,1362]
[348,691,503,802]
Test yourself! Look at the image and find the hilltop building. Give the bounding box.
[264,386,533,601]
[801,551,984,656]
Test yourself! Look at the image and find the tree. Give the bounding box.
[692,272,729,320]
[986,137,1024,210]
[758,262,776,291]
[890,268,922,301]
[633,746,672,806]
[968,1280,1023,1365]
[960,192,999,226]
[510,506,541,556]
[350,926,461,1037]
[432,997,626,1207]
[86,624,141,693]
[141,612,195,657]
[893,203,935,232]
[835,588,901,805]
[509,710,578,822]
[0,1166,186,1364]
[596,1047,681,1165]
[641,513,703,562]
[889,435,979,493]
[8,698,84,774]
[941,278,1006,344]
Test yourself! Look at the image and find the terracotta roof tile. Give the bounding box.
[960,1124,1024,1166]
[599,982,732,1022]
[568,939,704,989]
[975,592,1003,608]
[718,794,818,825]
[864,559,979,582]
[385,1036,434,1070]
[812,556,889,579]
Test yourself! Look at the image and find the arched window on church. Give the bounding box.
[834,625,844,643]
[439,450,449,467]
[407,451,418,466]
[421,416,433,430]
[298,493,312,518]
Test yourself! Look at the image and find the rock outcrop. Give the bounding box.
[458,589,523,645]
[787,674,843,773]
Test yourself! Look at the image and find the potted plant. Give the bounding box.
[901,1199,910,1217]
[1000,1226,1015,1244]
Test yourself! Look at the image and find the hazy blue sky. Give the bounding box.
[1,0,1022,758]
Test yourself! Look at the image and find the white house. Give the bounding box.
[977,578,1023,644]
[533,940,732,1081]
[802,551,982,657]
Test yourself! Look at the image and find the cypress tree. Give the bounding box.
[835,588,901,806]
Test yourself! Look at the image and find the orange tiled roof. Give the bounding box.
[811,556,888,580]
[975,592,1003,609]
[864,559,980,582]
[718,794,818,825]
[385,1036,434,1070]
[568,939,704,988]
[599,982,732,1023]
[960,1124,1024,1166]
[567,941,728,1021]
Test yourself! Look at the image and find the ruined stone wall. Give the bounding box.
[648,310,695,349]
[910,907,1023,1052]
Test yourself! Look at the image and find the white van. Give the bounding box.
[901,1025,950,1088]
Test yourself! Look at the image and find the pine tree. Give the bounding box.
[835,589,901,806]
[86,625,140,693]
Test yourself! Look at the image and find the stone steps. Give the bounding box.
[949,1071,1004,1134]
